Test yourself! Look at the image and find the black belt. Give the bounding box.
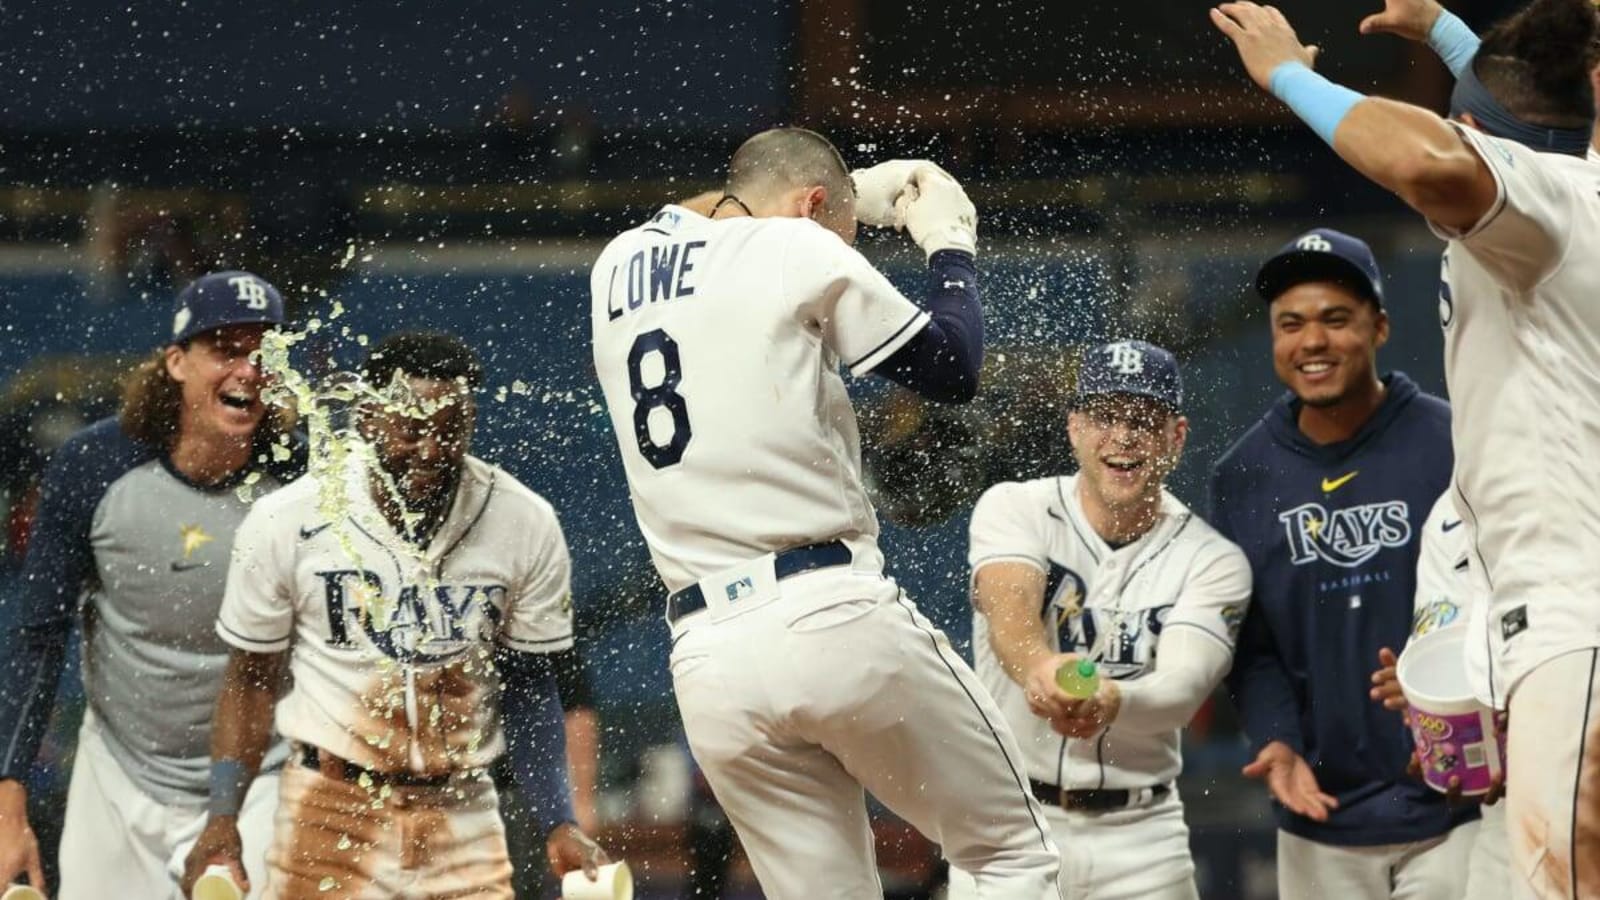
[1030,777,1170,813]
[667,541,854,624]
[298,744,458,788]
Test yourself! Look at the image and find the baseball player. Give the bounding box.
[1211,231,1478,900]
[588,127,1062,898]
[949,340,1252,900]
[1214,0,1600,893]
[0,272,301,899]
[180,331,607,899]
[1370,492,1510,900]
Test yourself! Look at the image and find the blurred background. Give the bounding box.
[0,0,1523,896]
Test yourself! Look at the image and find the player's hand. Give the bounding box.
[1369,646,1408,712]
[180,816,249,897]
[1209,2,1322,92]
[1358,0,1444,42]
[894,164,978,259]
[546,821,610,881]
[851,160,943,228]
[1023,653,1084,721]
[1242,740,1340,822]
[1049,681,1122,739]
[0,780,46,895]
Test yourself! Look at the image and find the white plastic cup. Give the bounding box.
[191,865,243,900]
[3,886,45,900]
[1397,625,1507,796]
[561,861,633,900]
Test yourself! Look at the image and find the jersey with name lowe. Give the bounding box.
[217,453,574,776]
[1212,372,1474,846]
[589,205,933,589]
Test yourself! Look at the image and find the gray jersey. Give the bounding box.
[0,418,301,803]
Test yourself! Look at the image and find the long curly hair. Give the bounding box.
[119,348,294,452]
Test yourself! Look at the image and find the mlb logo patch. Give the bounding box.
[1501,605,1528,641]
[726,576,755,603]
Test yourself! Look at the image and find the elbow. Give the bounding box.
[1389,146,1480,212]
[932,350,982,405]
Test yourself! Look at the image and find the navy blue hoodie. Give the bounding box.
[1210,372,1476,846]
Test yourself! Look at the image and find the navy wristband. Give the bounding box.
[209,758,249,817]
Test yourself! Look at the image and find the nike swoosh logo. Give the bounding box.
[1442,520,1463,532]
[170,560,207,572]
[1321,471,1359,493]
[299,523,332,540]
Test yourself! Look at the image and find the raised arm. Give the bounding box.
[1211,1,1498,232]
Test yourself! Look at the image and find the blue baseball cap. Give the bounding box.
[169,271,286,345]
[1074,340,1184,412]
[1255,228,1384,308]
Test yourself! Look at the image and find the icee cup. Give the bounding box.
[1397,625,1506,796]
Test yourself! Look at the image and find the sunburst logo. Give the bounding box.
[179,524,213,559]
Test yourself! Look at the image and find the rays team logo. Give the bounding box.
[1045,568,1170,679]
[317,569,507,664]
[1412,598,1461,636]
[1279,501,1411,568]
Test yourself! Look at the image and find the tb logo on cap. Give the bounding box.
[229,275,271,310]
[1106,341,1145,375]
[1296,234,1333,253]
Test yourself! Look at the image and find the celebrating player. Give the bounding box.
[1211,231,1478,899]
[1369,492,1510,900]
[588,128,1062,898]
[180,331,606,899]
[0,272,301,898]
[1213,0,1600,893]
[952,340,1251,900]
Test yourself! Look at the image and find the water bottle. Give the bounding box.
[1056,658,1100,699]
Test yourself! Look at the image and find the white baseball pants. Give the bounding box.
[57,711,278,900]
[947,789,1196,900]
[669,569,1061,899]
[1506,648,1600,900]
[1275,818,1479,900]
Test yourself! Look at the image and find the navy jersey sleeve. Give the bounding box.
[1212,460,1306,757]
[0,419,151,781]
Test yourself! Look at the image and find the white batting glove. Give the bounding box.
[894,164,978,259]
[850,160,927,228]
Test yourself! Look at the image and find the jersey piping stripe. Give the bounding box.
[1055,478,1102,564]
[1,651,53,773]
[1572,649,1597,900]
[1163,619,1233,650]
[435,472,497,574]
[892,592,1058,858]
[845,309,927,372]
[217,619,292,650]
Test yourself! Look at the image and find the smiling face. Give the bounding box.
[1270,282,1389,409]
[164,324,272,444]
[1068,393,1188,514]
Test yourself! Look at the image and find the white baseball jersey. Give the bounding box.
[1430,126,1600,697]
[217,453,574,775]
[968,475,1252,789]
[589,205,931,591]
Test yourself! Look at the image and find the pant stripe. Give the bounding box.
[1569,649,1598,900]
[893,592,1058,859]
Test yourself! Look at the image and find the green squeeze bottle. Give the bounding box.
[1056,658,1100,699]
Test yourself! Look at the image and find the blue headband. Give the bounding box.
[1449,63,1594,156]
